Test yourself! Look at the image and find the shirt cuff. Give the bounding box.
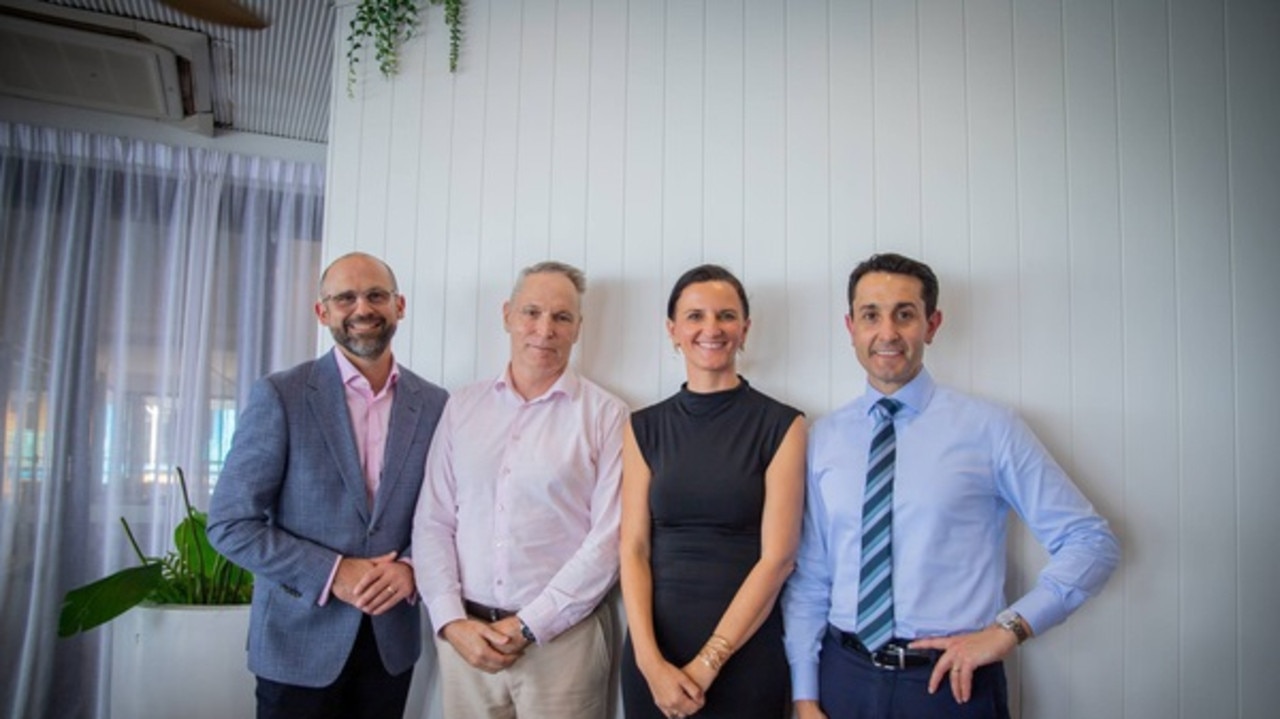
[426,595,467,636]
[790,661,821,702]
[1010,585,1069,637]
[318,555,342,607]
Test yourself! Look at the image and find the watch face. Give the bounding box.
[997,609,1016,624]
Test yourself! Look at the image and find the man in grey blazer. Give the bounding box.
[209,252,448,719]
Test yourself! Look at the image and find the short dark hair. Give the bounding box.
[667,264,750,320]
[847,253,939,316]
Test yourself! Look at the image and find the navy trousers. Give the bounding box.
[817,628,1011,719]
[255,616,413,719]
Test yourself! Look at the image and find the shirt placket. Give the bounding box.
[491,402,523,608]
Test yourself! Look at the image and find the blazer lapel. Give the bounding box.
[307,353,370,524]
[371,373,423,523]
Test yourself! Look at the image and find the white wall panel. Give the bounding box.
[826,0,875,407]
[703,0,747,267]
[964,0,1021,410]
[918,0,972,391]
[1115,1,1179,716]
[782,0,831,412]
[741,0,791,400]
[322,1,1280,716]
[1062,2,1126,717]
[581,0,631,397]
[1228,4,1280,717]
[1170,0,1237,715]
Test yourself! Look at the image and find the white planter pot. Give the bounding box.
[110,604,253,719]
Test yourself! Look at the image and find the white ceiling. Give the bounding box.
[0,0,335,143]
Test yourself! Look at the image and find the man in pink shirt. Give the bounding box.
[413,261,628,718]
[210,252,448,719]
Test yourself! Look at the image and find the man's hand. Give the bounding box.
[441,619,523,673]
[909,625,1019,703]
[332,551,412,615]
[489,615,532,656]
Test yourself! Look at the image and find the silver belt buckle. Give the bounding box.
[870,643,907,670]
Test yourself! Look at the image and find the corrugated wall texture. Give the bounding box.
[40,0,334,141]
[327,1,1280,718]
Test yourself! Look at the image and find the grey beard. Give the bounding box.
[332,321,396,359]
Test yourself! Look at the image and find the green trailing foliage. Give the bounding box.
[57,467,252,638]
[346,0,464,97]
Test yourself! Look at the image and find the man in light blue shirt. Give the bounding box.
[782,253,1119,719]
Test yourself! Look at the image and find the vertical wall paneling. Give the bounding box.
[411,5,461,383]
[325,4,363,266]
[381,2,433,360]
[513,1,558,264]
[1062,1,1126,717]
[1009,2,1070,711]
[917,0,971,391]
[319,2,1278,715]
[581,0,631,395]
[1228,3,1280,717]
[621,0,668,404]
[962,0,1020,409]
[741,0,790,398]
[1115,0,1179,716]
[702,0,747,267]
[825,0,875,406]
[781,1,831,412]
[662,0,707,284]
[441,0,491,385]
[1169,0,1237,715]
[871,0,923,250]
[473,0,523,378]
[547,0,594,266]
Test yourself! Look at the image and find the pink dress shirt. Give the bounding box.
[319,348,400,604]
[412,367,627,643]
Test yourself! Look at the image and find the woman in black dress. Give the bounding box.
[620,265,806,719]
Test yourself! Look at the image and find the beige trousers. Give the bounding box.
[435,602,616,719]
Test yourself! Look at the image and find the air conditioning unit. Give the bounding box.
[0,0,214,132]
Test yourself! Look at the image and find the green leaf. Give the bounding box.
[58,563,164,637]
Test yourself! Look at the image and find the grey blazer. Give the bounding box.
[208,352,447,687]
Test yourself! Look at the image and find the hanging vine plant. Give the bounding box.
[346,0,463,96]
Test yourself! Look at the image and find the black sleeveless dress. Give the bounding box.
[620,379,801,719]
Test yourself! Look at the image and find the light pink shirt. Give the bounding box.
[320,348,400,605]
[335,347,400,505]
[412,367,627,643]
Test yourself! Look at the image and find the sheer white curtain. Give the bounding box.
[0,122,323,718]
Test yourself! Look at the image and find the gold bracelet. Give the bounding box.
[698,634,735,672]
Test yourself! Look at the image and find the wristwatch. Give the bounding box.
[519,618,537,644]
[995,609,1030,644]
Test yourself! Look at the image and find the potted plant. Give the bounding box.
[59,467,255,719]
[58,466,252,636]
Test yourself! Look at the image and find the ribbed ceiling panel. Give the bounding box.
[28,0,334,143]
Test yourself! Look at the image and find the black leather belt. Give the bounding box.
[828,625,941,670]
[464,600,517,622]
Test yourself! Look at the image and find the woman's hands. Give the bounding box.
[642,659,706,718]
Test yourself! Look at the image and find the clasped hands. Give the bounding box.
[332,551,413,616]
[441,615,532,674]
[643,655,718,719]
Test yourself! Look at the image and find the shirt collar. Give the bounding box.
[860,367,935,418]
[492,364,578,404]
[333,346,400,396]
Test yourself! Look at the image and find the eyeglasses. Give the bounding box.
[320,288,397,310]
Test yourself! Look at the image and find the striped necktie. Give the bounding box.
[856,397,902,652]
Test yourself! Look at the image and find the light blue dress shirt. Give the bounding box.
[782,368,1120,701]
